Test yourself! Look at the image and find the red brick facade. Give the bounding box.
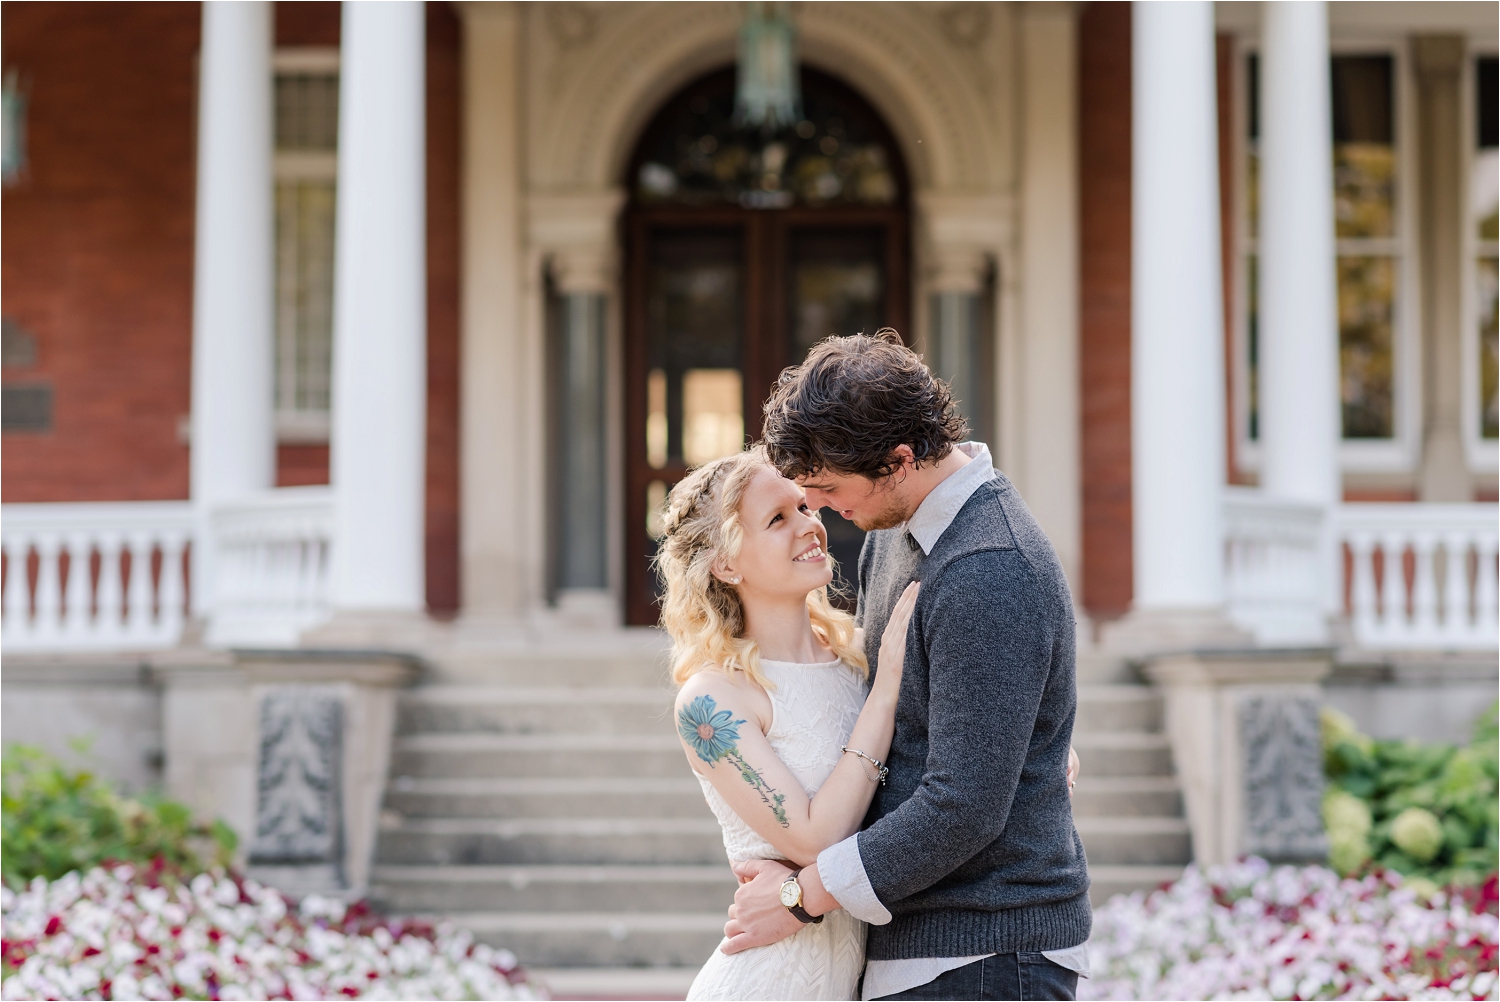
[2,2,199,502]
[1078,2,1134,622]
[2,2,462,614]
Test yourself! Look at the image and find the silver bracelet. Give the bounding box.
[841,746,889,785]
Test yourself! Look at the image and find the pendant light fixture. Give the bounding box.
[734,1,800,132]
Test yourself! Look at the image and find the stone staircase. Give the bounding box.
[369,641,1189,979]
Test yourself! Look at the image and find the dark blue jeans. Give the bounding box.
[872,953,1078,1001]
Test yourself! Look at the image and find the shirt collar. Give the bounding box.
[904,441,996,555]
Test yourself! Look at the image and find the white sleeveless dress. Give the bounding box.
[687,658,870,1002]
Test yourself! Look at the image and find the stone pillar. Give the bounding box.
[190,1,275,615]
[926,250,987,445]
[458,3,531,624]
[1414,37,1470,502]
[328,2,427,616]
[1258,2,1340,624]
[551,255,609,596]
[1123,1,1238,642]
[1259,4,1340,511]
[1018,1,1081,595]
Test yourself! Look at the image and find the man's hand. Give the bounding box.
[722,859,803,955]
[1068,745,1080,797]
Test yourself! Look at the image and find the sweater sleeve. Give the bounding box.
[855,549,1055,905]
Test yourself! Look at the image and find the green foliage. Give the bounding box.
[1,744,237,891]
[1321,703,1499,887]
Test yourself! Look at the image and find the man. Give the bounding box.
[724,331,1090,1000]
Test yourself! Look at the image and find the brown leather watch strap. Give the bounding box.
[784,869,824,924]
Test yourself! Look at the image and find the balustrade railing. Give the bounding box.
[1337,503,1498,651]
[206,486,334,647]
[1,501,195,650]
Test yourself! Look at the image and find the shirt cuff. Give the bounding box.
[816,833,892,925]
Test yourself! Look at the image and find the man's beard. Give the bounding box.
[850,486,911,532]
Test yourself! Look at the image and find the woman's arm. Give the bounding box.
[676,583,919,867]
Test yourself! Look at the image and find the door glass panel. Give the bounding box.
[787,228,887,599]
[646,230,745,467]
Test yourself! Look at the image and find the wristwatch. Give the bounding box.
[779,869,824,924]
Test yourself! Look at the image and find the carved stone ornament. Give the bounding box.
[250,687,344,870]
[938,2,990,47]
[547,3,598,49]
[1240,695,1328,860]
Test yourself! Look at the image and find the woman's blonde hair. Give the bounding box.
[654,447,868,690]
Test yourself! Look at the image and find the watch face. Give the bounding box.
[779,880,801,908]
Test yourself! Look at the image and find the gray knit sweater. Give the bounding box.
[855,473,1091,961]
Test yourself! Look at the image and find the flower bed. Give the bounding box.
[1,864,543,1001]
[1081,858,1498,1001]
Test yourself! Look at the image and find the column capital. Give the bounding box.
[1412,35,1465,78]
[529,189,627,294]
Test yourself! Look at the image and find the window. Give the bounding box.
[1468,54,1498,466]
[273,51,338,442]
[1237,50,1413,472]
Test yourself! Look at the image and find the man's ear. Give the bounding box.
[889,444,916,478]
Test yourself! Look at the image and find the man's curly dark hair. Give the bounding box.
[761,329,969,481]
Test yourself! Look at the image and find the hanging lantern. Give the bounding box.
[734,2,800,132]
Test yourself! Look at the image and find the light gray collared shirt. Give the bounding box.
[816,442,1088,999]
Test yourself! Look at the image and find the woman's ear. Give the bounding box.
[710,557,743,587]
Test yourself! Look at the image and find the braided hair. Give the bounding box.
[654,447,868,690]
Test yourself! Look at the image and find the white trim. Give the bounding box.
[272,48,340,74]
[1461,45,1500,475]
[1232,39,1421,478]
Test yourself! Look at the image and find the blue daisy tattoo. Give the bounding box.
[678,695,744,763]
[677,694,790,828]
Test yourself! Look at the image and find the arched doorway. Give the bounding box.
[623,67,912,625]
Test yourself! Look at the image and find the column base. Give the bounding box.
[1099,606,1254,658]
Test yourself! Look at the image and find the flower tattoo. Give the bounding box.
[677,694,790,828]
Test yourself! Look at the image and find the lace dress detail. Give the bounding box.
[687,658,870,1002]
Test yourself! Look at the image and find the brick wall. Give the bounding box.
[2,1,462,614]
[1078,2,1134,621]
[1,2,199,502]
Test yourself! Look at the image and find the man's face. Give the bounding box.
[796,465,912,532]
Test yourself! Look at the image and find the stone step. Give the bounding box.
[397,686,674,737]
[1087,864,1188,905]
[391,733,687,779]
[1070,731,1174,777]
[435,911,726,968]
[1069,776,1181,817]
[1076,816,1192,865]
[426,651,671,688]
[1075,651,1136,685]
[530,967,700,1001]
[1075,685,1162,733]
[384,776,713,819]
[371,864,737,913]
[375,816,727,866]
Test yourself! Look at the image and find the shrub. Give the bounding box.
[1,746,236,891]
[1321,704,1499,886]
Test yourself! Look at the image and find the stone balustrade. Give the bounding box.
[1,501,195,651]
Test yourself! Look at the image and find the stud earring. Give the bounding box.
[728,577,741,585]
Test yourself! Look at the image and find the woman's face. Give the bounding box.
[723,465,833,599]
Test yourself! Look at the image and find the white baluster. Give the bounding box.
[63,531,94,639]
[32,532,63,643]
[3,536,32,639]
[1378,531,1408,641]
[1476,532,1499,640]
[1411,531,1440,645]
[1348,532,1378,641]
[158,530,187,642]
[95,532,125,640]
[125,531,156,641]
[1442,531,1473,636]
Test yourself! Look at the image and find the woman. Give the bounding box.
[657,447,916,1001]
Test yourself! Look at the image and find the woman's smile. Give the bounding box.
[793,543,825,563]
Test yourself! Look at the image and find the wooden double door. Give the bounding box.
[624,207,909,625]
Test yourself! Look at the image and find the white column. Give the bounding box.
[1130,1,1227,613]
[1259,2,1340,511]
[190,1,275,615]
[329,2,427,613]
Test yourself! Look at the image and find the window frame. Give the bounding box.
[1231,36,1422,478]
[1462,44,1499,474]
[272,47,339,445]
